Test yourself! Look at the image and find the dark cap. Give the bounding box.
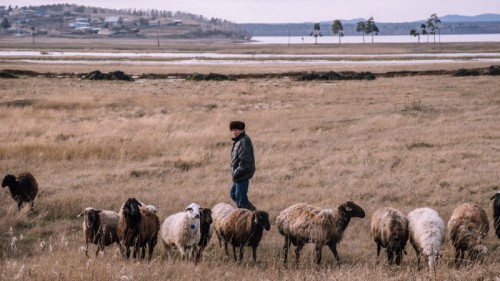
[229,121,245,131]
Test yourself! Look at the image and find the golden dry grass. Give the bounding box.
[0,41,500,280]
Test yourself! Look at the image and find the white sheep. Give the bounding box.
[160,203,201,262]
[370,207,408,265]
[447,202,489,267]
[276,201,366,266]
[407,207,445,271]
[77,207,120,257]
[211,203,236,247]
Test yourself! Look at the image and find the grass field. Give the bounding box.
[0,40,499,280]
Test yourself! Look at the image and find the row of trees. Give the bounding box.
[311,14,441,44]
[410,14,442,43]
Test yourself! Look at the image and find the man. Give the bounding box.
[229,121,256,210]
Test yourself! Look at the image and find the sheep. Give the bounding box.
[276,201,365,266]
[195,207,213,261]
[2,172,38,211]
[407,207,445,271]
[77,207,120,257]
[212,203,236,247]
[218,208,270,262]
[447,202,489,267]
[118,198,160,261]
[490,191,500,239]
[160,203,202,262]
[370,207,408,265]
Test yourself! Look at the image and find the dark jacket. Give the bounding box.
[231,132,256,182]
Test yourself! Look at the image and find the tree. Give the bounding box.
[356,21,366,43]
[1,18,11,30]
[410,24,427,43]
[331,20,343,44]
[426,13,441,43]
[310,23,323,45]
[365,17,379,43]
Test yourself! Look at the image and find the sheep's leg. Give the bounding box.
[282,236,290,266]
[328,242,340,265]
[239,245,244,262]
[375,242,381,264]
[17,201,23,211]
[252,246,257,262]
[232,244,237,262]
[84,241,89,258]
[395,248,403,266]
[387,248,394,265]
[141,245,146,260]
[294,242,304,267]
[455,249,464,268]
[224,241,229,257]
[30,200,35,211]
[314,245,322,265]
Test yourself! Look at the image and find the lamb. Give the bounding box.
[211,203,236,247]
[77,207,120,257]
[2,172,38,211]
[196,207,213,261]
[276,201,365,266]
[447,202,489,267]
[160,203,202,262]
[218,208,270,262]
[370,207,408,265]
[407,207,445,271]
[118,198,160,261]
[490,192,500,239]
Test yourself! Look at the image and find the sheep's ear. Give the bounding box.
[77,211,84,218]
[185,207,193,212]
[344,205,353,212]
[491,195,497,200]
[96,209,103,214]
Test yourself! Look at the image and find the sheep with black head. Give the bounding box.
[2,172,38,211]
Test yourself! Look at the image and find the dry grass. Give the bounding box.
[0,42,500,280]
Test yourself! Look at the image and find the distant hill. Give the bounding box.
[242,14,500,36]
[440,13,500,22]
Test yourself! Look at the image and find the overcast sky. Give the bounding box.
[9,0,500,23]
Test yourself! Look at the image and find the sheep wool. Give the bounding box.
[161,203,201,262]
[218,208,270,262]
[78,207,120,257]
[407,207,445,271]
[212,203,236,247]
[276,201,365,266]
[370,207,408,265]
[118,198,160,261]
[2,172,38,211]
[448,202,489,267]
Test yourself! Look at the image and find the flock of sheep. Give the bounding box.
[2,172,500,270]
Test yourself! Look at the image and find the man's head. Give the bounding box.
[230,121,245,138]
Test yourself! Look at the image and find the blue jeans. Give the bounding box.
[230,180,250,209]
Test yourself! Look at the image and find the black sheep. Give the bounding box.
[491,192,500,239]
[2,172,38,211]
[196,208,213,262]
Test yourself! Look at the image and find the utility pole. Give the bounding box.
[156,21,160,47]
[31,25,35,45]
[288,28,290,48]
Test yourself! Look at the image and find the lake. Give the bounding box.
[250,34,500,44]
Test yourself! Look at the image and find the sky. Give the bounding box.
[7,0,500,23]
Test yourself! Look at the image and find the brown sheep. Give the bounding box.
[77,207,120,257]
[370,207,408,265]
[276,201,365,266]
[490,192,500,239]
[218,208,270,262]
[448,202,489,267]
[118,198,160,261]
[2,173,38,211]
